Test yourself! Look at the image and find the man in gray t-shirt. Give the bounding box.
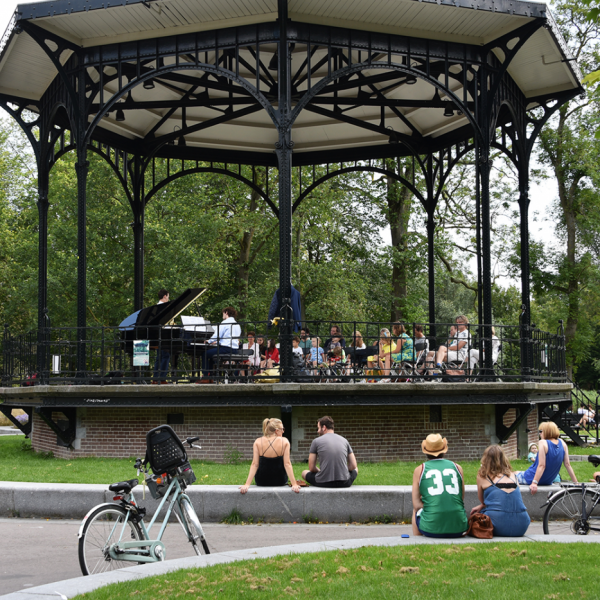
[301,416,358,488]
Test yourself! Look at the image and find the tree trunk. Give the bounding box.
[547,107,579,380]
[236,170,263,318]
[385,158,414,322]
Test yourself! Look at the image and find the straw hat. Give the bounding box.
[421,433,448,456]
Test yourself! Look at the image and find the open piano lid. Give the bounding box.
[133,288,207,327]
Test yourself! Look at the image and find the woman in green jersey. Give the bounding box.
[411,434,469,538]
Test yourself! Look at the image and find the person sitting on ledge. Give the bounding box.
[470,445,530,537]
[302,416,358,488]
[240,418,300,494]
[515,421,577,493]
[412,433,468,538]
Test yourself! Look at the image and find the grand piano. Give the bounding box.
[119,288,214,362]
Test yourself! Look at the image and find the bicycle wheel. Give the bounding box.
[180,497,210,555]
[543,489,600,535]
[79,505,143,575]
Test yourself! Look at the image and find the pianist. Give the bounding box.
[199,306,241,383]
[153,289,171,384]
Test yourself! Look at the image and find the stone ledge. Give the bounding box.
[0,482,557,522]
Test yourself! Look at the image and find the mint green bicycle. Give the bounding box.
[78,425,209,575]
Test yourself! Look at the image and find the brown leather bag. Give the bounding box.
[467,512,494,539]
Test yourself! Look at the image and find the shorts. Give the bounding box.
[304,469,357,488]
[415,510,466,538]
[515,471,529,485]
[447,350,465,363]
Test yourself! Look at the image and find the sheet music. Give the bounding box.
[181,315,215,334]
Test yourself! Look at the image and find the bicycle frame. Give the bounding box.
[105,477,193,563]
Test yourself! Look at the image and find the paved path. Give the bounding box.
[0,518,547,596]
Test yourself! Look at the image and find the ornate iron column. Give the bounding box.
[36,167,50,379]
[275,0,294,382]
[478,65,494,372]
[75,67,89,374]
[518,170,532,380]
[426,210,436,339]
[132,155,146,312]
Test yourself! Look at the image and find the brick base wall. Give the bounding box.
[30,403,540,462]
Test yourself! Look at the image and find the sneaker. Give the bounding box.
[377,378,391,384]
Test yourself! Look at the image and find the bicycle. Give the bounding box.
[542,455,600,535]
[78,424,209,575]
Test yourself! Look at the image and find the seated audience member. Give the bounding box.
[323,325,346,354]
[260,338,279,369]
[389,323,415,365]
[301,416,358,488]
[414,325,428,354]
[240,418,300,494]
[367,328,393,375]
[434,315,471,368]
[349,331,367,350]
[412,434,468,538]
[577,404,596,428]
[470,445,530,537]
[515,421,577,493]
[240,331,261,377]
[467,326,500,372]
[200,306,240,383]
[299,328,312,350]
[326,343,347,378]
[309,336,325,370]
[292,336,304,360]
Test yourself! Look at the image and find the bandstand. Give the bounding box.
[0,0,582,461]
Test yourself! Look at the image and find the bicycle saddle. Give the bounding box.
[588,455,600,467]
[108,478,139,494]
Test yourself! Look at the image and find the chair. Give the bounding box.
[212,349,254,382]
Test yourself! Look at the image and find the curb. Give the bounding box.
[1,534,598,600]
[0,482,557,522]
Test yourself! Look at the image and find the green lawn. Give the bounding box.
[1,437,598,486]
[73,542,596,600]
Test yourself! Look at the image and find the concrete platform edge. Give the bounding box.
[0,482,555,521]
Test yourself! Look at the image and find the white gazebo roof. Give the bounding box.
[0,0,582,158]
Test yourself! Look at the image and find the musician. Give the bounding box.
[199,307,241,383]
[153,289,170,384]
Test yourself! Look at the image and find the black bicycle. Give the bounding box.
[542,455,600,535]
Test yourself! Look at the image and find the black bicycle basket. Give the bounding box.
[145,424,188,475]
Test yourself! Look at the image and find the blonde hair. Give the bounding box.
[350,331,363,347]
[262,418,283,437]
[380,328,391,338]
[478,445,513,480]
[539,421,560,440]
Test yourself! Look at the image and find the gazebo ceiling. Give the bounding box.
[0,0,582,160]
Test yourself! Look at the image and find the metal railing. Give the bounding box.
[1,320,567,387]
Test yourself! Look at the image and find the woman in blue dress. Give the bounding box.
[515,421,578,494]
[470,445,530,537]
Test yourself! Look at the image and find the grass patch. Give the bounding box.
[72,542,595,600]
[221,509,243,525]
[1,436,598,486]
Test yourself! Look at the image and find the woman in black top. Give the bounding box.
[240,418,300,493]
